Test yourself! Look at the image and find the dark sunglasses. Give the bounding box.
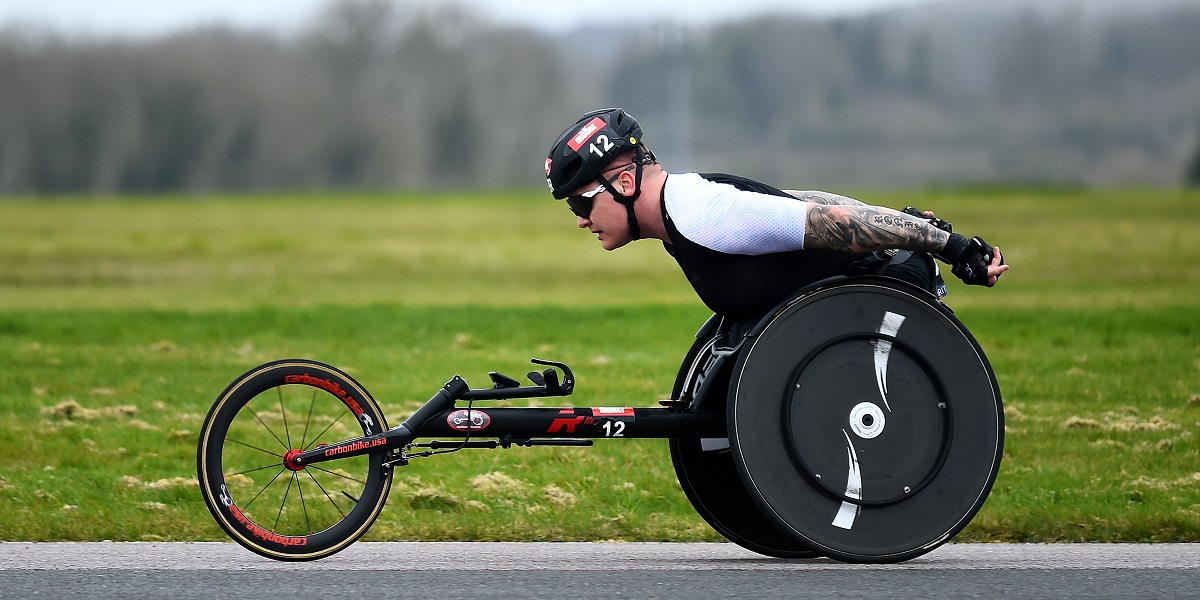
[566,182,606,218]
[565,164,635,219]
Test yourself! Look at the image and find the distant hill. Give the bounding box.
[924,0,1200,19]
[1,0,1198,192]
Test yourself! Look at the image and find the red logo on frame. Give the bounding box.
[591,407,635,417]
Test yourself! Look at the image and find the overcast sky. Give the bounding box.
[0,0,935,37]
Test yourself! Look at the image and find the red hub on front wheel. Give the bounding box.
[283,448,306,471]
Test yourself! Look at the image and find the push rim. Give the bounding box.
[670,334,820,559]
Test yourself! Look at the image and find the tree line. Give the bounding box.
[2,0,1199,194]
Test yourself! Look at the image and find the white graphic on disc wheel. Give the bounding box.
[832,430,862,529]
[831,310,906,530]
[873,311,906,412]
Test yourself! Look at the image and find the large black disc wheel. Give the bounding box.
[670,323,820,559]
[728,278,1003,563]
[197,359,393,561]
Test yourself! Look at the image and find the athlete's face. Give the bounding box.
[569,165,636,251]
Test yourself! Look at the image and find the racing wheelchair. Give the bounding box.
[197,276,1003,563]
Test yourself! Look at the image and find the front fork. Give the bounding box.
[290,375,469,470]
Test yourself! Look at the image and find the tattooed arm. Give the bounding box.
[800,198,1010,286]
[785,190,947,252]
[804,204,950,254]
[785,190,948,253]
[784,190,867,206]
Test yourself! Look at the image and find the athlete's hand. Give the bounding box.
[985,245,1009,286]
[937,233,1008,287]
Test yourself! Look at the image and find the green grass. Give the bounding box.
[0,192,693,311]
[0,188,1198,543]
[0,304,716,542]
[3,188,1198,312]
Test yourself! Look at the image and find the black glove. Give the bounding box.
[902,206,953,233]
[936,233,1000,286]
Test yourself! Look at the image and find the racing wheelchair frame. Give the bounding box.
[197,276,1003,563]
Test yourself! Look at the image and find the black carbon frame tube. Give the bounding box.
[415,406,726,440]
[400,376,471,433]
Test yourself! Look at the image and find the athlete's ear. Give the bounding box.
[617,166,637,195]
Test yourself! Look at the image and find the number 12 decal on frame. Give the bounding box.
[593,407,634,437]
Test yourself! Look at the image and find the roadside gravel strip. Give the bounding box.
[1,542,1198,571]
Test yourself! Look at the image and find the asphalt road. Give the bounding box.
[1,542,1197,599]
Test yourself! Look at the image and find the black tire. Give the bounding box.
[670,330,820,559]
[197,359,393,560]
[728,278,1003,563]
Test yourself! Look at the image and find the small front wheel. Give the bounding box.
[197,359,393,560]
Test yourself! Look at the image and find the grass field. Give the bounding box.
[1,188,1198,544]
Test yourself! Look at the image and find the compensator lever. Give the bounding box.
[530,358,574,395]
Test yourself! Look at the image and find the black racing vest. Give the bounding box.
[661,173,870,321]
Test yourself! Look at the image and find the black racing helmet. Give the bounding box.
[545,108,645,199]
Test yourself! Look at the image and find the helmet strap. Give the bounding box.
[597,146,652,241]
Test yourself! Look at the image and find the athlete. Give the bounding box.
[544,108,1008,322]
